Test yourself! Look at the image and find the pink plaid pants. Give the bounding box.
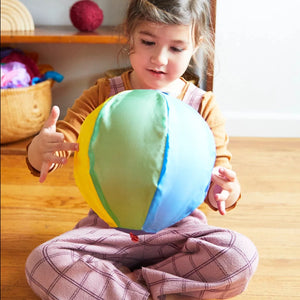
[26,209,258,299]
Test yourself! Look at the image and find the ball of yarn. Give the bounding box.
[70,0,103,32]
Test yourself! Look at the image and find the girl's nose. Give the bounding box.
[150,47,168,66]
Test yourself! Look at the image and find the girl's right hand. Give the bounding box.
[27,106,79,183]
[208,166,241,215]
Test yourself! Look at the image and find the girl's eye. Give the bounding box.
[141,39,155,46]
[171,46,183,53]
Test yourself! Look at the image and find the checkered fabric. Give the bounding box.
[26,209,258,299]
[108,75,205,112]
[108,76,126,97]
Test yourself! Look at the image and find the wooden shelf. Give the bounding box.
[1,137,32,155]
[1,25,127,44]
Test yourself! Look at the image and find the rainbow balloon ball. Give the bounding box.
[74,90,216,233]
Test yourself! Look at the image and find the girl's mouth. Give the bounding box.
[148,69,166,76]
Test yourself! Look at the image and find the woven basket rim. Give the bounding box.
[1,79,53,95]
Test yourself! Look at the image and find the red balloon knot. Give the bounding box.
[130,232,139,242]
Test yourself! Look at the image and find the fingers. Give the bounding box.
[217,200,226,216]
[39,162,52,183]
[33,106,80,183]
[43,106,60,130]
[43,138,78,153]
[211,167,239,215]
[38,142,78,183]
[215,188,229,215]
[38,131,64,147]
[212,167,236,182]
[211,167,237,193]
[37,131,78,183]
[39,154,68,183]
[63,142,79,152]
[218,167,236,181]
[39,158,66,183]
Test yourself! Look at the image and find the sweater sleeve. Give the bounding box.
[199,92,240,211]
[56,77,111,144]
[199,91,232,169]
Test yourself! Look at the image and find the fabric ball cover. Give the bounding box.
[74,90,216,233]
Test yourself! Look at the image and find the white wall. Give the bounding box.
[18,0,129,117]
[213,0,300,137]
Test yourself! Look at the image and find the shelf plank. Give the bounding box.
[1,137,32,155]
[1,25,127,44]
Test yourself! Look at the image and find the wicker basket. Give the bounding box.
[1,79,52,144]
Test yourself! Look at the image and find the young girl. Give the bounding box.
[25,0,258,299]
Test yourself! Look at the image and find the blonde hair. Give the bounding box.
[122,0,215,69]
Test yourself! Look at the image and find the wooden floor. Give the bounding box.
[1,137,300,300]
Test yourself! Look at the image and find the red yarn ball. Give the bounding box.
[70,0,103,32]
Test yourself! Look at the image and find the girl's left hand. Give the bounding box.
[209,166,241,215]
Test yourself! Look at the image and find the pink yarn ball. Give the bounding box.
[70,0,103,32]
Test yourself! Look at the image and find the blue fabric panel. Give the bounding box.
[143,94,216,233]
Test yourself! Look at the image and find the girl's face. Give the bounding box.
[129,21,197,92]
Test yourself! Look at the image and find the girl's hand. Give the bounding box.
[208,166,241,215]
[28,106,79,183]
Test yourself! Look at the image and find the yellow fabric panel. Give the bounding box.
[73,99,117,228]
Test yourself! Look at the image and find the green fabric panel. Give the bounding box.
[88,98,120,226]
[89,90,167,230]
